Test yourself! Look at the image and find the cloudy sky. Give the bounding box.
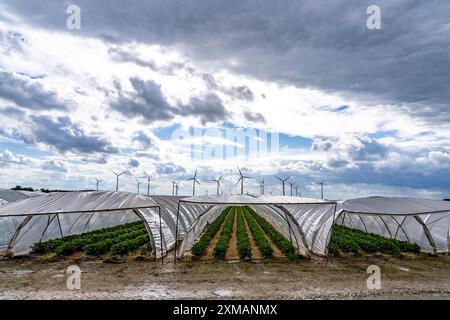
[0,0,449,199]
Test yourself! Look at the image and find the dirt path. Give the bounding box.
[201,209,230,260]
[242,208,263,260]
[225,207,239,261]
[1,255,449,299]
[253,216,286,260]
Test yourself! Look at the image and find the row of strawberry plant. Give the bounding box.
[246,207,300,261]
[111,234,150,255]
[57,228,148,256]
[242,207,273,258]
[213,207,236,259]
[31,221,145,254]
[82,229,148,256]
[328,224,421,256]
[236,207,251,259]
[191,207,231,257]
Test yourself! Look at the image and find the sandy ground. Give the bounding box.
[0,253,449,300]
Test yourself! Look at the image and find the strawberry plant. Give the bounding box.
[328,224,421,255]
[236,207,251,259]
[243,207,273,258]
[191,207,230,258]
[213,208,235,259]
[246,206,299,261]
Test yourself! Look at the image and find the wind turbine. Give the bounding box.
[135,178,142,195]
[211,176,223,195]
[260,179,265,195]
[318,180,326,199]
[274,175,291,196]
[175,182,179,195]
[94,178,102,191]
[288,181,295,197]
[235,166,251,195]
[295,186,302,197]
[141,175,151,195]
[187,170,200,196]
[111,170,126,191]
[171,181,178,195]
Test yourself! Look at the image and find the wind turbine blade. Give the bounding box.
[237,166,243,176]
[274,176,282,182]
[234,178,242,187]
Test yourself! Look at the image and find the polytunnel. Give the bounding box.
[0,191,161,257]
[174,195,338,260]
[0,189,30,205]
[336,196,450,254]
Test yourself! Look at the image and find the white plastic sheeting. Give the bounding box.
[0,191,158,256]
[337,196,450,253]
[0,189,30,253]
[176,195,337,257]
[0,189,29,205]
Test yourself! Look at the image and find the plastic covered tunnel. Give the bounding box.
[336,196,450,254]
[0,191,159,257]
[175,195,338,258]
[0,191,212,259]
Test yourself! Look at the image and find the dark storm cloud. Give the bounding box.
[155,161,187,176]
[128,158,140,167]
[42,160,67,172]
[179,93,231,125]
[108,47,159,71]
[111,77,232,124]
[110,77,174,123]
[23,115,118,154]
[244,111,266,123]
[4,0,450,122]
[0,106,25,118]
[108,47,188,75]
[132,131,153,149]
[0,71,68,111]
[227,85,254,101]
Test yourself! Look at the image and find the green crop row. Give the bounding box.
[236,207,251,259]
[56,228,147,256]
[82,229,148,255]
[213,207,236,259]
[246,207,300,261]
[243,207,273,258]
[111,234,150,255]
[328,224,421,256]
[31,221,147,255]
[191,207,231,257]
